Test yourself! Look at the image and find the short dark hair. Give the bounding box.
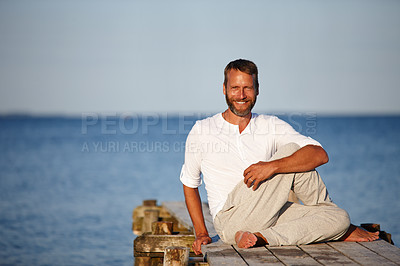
[224,59,259,92]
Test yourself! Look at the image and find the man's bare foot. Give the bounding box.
[235,231,258,248]
[339,224,380,242]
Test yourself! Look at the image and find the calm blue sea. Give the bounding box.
[0,114,399,265]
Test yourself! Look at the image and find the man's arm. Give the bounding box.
[244,145,329,190]
[183,185,212,255]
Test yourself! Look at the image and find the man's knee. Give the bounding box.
[332,208,351,236]
[269,143,301,161]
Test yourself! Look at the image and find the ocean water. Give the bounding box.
[0,114,399,265]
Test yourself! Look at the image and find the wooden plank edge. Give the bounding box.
[134,234,195,253]
[162,201,194,231]
[203,244,247,265]
[358,240,400,264]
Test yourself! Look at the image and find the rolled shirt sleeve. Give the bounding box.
[180,122,202,188]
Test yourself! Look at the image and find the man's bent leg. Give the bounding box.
[215,142,354,246]
[260,202,350,246]
[215,142,378,246]
[257,144,353,245]
[214,143,301,244]
[280,153,379,244]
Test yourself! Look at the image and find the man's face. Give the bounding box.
[223,69,258,117]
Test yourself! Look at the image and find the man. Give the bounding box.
[180,59,379,255]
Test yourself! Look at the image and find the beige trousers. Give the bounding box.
[213,143,350,246]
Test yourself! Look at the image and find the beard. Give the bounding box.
[225,93,257,117]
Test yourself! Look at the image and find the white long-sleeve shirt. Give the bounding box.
[180,113,321,220]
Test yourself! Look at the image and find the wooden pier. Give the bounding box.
[133,200,400,265]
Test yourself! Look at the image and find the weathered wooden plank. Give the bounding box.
[162,201,218,236]
[268,245,320,265]
[163,246,190,265]
[143,209,160,233]
[328,241,398,265]
[203,241,246,265]
[143,199,157,206]
[300,243,358,265]
[202,239,225,254]
[134,251,164,258]
[134,234,195,254]
[133,205,172,220]
[132,204,173,235]
[234,246,282,265]
[134,256,151,265]
[152,221,173,235]
[358,239,400,264]
[162,201,194,231]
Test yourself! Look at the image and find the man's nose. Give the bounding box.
[239,88,246,99]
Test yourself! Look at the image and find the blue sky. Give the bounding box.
[0,0,399,115]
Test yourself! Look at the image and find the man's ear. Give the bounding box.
[223,83,226,95]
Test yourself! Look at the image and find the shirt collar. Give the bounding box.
[218,112,257,135]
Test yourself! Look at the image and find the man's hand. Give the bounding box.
[192,233,212,255]
[243,145,329,191]
[244,161,277,190]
